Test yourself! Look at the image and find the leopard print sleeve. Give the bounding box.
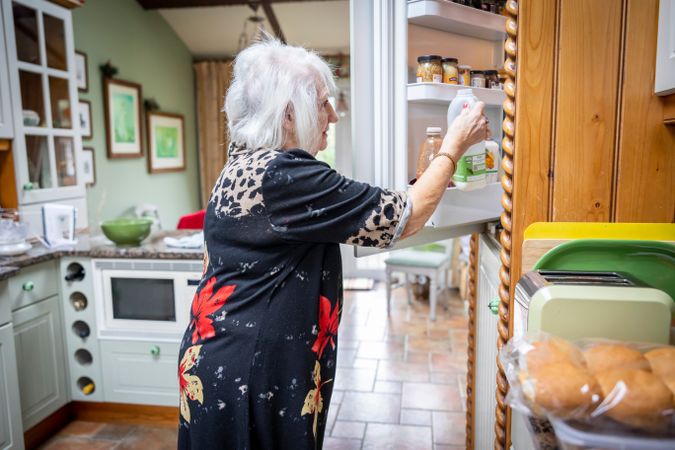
[262,149,411,249]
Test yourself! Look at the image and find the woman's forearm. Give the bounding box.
[400,141,461,239]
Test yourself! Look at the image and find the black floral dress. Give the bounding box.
[177,145,411,450]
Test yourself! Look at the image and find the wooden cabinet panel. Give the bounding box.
[615,0,675,222]
[510,0,557,296]
[552,0,623,221]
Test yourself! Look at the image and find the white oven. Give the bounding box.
[92,259,203,341]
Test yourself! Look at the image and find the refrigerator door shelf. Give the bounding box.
[408,82,506,107]
[408,0,507,41]
[354,182,502,257]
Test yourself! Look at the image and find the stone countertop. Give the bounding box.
[0,230,203,281]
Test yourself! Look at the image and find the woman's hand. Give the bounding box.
[442,101,490,161]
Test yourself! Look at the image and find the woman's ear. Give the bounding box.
[283,104,295,131]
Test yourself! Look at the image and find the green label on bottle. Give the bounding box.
[453,153,486,182]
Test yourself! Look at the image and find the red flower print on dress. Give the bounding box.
[179,345,203,423]
[190,277,236,344]
[311,295,339,358]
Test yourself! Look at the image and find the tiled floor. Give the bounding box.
[39,283,469,450]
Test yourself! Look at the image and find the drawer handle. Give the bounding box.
[23,182,34,191]
[488,298,499,315]
[22,281,35,292]
[150,346,160,356]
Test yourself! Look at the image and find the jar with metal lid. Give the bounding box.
[458,65,472,86]
[485,70,499,89]
[416,55,443,83]
[415,127,443,180]
[442,57,459,84]
[470,70,486,88]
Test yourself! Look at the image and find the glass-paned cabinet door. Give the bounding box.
[2,0,84,204]
[0,1,14,138]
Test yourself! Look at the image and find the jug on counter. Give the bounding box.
[447,89,486,191]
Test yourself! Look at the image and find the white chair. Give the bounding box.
[384,240,453,321]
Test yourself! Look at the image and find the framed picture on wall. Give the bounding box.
[146,111,185,173]
[81,147,96,186]
[75,51,88,92]
[78,100,92,139]
[103,78,143,158]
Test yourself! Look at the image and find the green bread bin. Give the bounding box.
[100,218,153,246]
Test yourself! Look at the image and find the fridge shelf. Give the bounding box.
[408,83,506,106]
[407,0,507,42]
[354,182,503,257]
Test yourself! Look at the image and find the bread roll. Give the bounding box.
[645,347,675,378]
[524,362,601,418]
[523,338,585,373]
[583,344,649,374]
[595,368,673,430]
[662,375,675,399]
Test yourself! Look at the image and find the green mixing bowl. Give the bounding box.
[100,218,153,246]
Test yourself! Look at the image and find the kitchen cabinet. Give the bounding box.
[0,323,24,450]
[0,1,14,139]
[470,234,500,450]
[100,339,179,406]
[12,295,68,431]
[350,0,506,255]
[1,0,87,233]
[8,260,58,311]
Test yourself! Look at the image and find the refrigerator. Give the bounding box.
[349,1,507,448]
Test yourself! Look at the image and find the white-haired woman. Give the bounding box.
[177,39,488,450]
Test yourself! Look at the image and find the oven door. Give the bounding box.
[98,268,201,340]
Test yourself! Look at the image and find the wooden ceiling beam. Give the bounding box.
[137,0,339,9]
[261,0,285,43]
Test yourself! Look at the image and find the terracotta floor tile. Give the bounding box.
[335,367,376,392]
[400,409,432,426]
[337,348,358,368]
[352,358,379,369]
[337,338,360,350]
[326,402,339,434]
[434,445,465,450]
[407,336,452,354]
[330,390,344,406]
[93,423,137,441]
[40,438,118,450]
[401,383,463,411]
[357,341,404,360]
[432,411,465,445]
[430,372,464,385]
[331,421,366,439]
[430,353,468,373]
[58,421,104,437]
[322,437,363,450]
[116,426,178,450]
[337,392,401,423]
[362,423,432,450]
[402,351,430,365]
[377,360,430,383]
[373,380,402,394]
[339,325,386,342]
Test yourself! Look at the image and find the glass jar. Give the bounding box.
[458,65,472,86]
[415,127,443,180]
[470,70,486,88]
[416,55,442,83]
[485,70,499,89]
[442,57,459,84]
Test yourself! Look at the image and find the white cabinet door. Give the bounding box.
[12,295,68,431]
[100,340,179,407]
[2,0,86,205]
[0,323,24,450]
[0,1,14,139]
[473,235,500,450]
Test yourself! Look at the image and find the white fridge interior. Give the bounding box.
[351,0,506,256]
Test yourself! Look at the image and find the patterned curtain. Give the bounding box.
[194,60,233,207]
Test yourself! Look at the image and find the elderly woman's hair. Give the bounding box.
[224,38,336,152]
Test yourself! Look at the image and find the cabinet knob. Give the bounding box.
[150,346,160,356]
[22,281,35,292]
[23,182,34,191]
[488,298,499,315]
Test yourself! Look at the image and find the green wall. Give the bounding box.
[73,0,200,229]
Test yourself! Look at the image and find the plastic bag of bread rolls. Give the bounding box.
[500,333,675,434]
